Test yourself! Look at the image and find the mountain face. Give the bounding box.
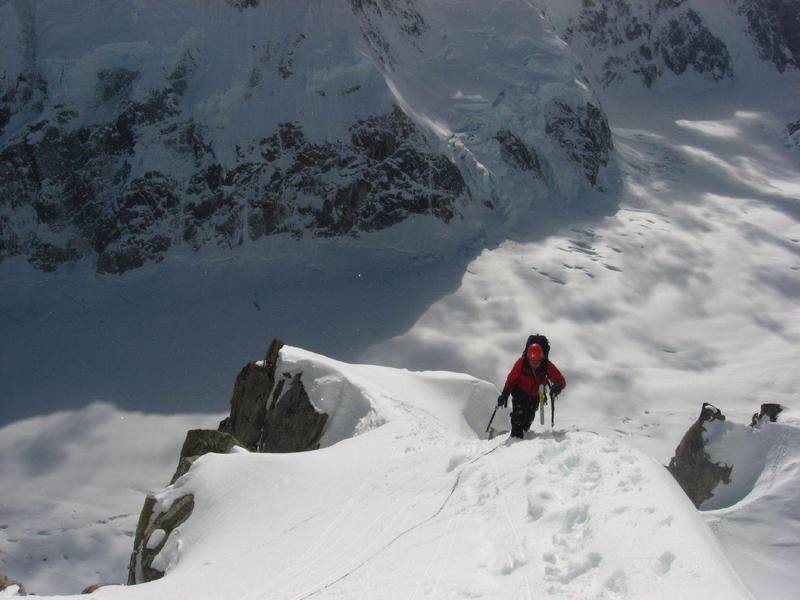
[556,0,733,87]
[545,0,799,88]
[734,0,800,73]
[0,0,796,275]
[0,0,614,274]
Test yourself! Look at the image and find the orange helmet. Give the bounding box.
[527,343,544,363]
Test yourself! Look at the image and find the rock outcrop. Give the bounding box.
[0,573,26,596]
[560,0,733,88]
[217,338,328,453]
[733,0,800,73]
[667,402,733,507]
[788,118,800,150]
[0,103,465,274]
[128,495,195,584]
[750,402,783,427]
[169,429,241,485]
[545,101,614,186]
[128,338,328,584]
[668,402,789,507]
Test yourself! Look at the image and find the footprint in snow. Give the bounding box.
[657,551,676,575]
[526,495,545,521]
[445,452,468,473]
[605,569,629,596]
[561,453,581,471]
[561,504,590,534]
[582,460,602,490]
[658,515,674,527]
[546,552,603,584]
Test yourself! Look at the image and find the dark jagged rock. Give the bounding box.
[351,0,428,67]
[0,573,27,595]
[128,338,330,584]
[82,583,111,594]
[29,241,82,273]
[241,106,464,242]
[218,339,284,449]
[259,373,329,453]
[226,0,260,10]
[0,70,47,136]
[667,403,733,508]
[495,129,544,176]
[786,118,800,151]
[95,172,181,274]
[217,337,329,452]
[97,68,139,103]
[750,403,783,427]
[545,101,613,185]
[659,10,732,79]
[170,429,240,484]
[735,0,800,72]
[564,1,732,87]
[1,96,466,274]
[128,494,195,584]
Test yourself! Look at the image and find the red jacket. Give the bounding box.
[503,357,566,397]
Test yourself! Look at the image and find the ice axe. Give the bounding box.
[485,405,498,436]
[548,385,560,427]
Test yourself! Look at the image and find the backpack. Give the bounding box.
[522,334,550,360]
[522,334,550,378]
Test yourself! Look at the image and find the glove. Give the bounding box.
[497,392,509,408]
[550,384,563,400]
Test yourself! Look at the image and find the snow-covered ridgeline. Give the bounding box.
[11,345,759,599]
[3,347,799,598]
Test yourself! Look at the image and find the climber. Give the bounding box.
[497,340,566,438]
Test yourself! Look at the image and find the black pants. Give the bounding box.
[510,389,537,438]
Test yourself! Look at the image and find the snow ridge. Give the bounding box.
[103,346,753,600]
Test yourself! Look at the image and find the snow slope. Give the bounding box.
[9,346,755,599]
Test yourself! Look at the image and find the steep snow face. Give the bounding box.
[0,0,611,274]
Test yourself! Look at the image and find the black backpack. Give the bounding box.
[522,334,550,360]
[522,334,550,377]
